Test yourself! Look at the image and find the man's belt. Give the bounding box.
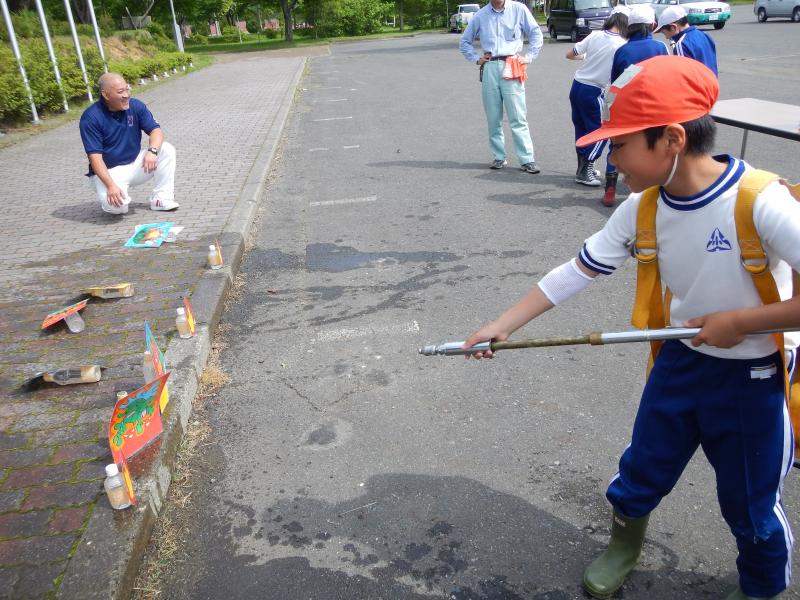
[480,56,512,82]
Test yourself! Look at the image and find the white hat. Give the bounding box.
[654,5,688,31]
[627,4,656,25]
[612,4,631,15]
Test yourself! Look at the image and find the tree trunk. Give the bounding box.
[71,0,89,23]
[397,0,404,31]
[280,0,294,42]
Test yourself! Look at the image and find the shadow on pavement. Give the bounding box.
[161,472,735,600]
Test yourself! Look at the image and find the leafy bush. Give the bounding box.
[189,33,209,45]
[2,10,42,40]
[146,21,168,38]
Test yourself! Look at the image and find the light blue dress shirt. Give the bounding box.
[459,1,543,64]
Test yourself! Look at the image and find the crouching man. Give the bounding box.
[79,72,178,215]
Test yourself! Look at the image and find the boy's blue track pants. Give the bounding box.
[606,340,794,597]
[569,80,611,169]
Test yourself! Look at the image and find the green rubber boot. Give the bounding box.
[583,512,649,599]
[725,587,782,600]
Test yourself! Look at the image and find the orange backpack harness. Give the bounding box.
[632,169,800,452]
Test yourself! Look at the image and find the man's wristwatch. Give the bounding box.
[147,146,160,156]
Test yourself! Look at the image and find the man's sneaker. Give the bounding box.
[520,162,540,174]
[576,160,601,187]
[490,159,507,170]
[150,198,180,211]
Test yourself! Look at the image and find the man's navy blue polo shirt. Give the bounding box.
[79,98,160,176]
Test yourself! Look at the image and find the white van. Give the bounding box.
[754,0,800,21]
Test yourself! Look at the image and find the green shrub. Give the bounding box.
[4,10,43,40]
[109,61,144,83]
[0,30,190,125]
[189,33,209,45]
[146,21,168,38]
[98,13,116,37]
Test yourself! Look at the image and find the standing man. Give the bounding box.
[654,6,718,76]
[79,72,178,215]
[460,0,544,174]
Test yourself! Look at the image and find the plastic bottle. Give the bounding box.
[63,311,85,333]
[143,350,157,384]
[207,244,222,270]
[42,366,101,386]
[175,307,193,338]
[104,464,131,510]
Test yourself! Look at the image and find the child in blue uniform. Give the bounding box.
[464,56,798,599]
[603,4,670,206]
[566,11,628,188]
[655,5,719,76]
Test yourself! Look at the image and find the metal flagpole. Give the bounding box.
[167,0,184,52]
[85,0,108,72]
[34,0,69,112]
[1,0,40,123]
[63,0,93,102]
[419,326,799,356]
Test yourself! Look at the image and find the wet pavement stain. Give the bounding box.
[305,243,461,273]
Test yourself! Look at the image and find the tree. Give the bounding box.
[279,0,298,41]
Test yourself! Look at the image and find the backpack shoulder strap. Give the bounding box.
[735,169,786,389]
[735,169,781,300]
[631,186,662,331]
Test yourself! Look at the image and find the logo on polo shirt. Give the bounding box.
[127,114,134,127]
[706,228,732,252]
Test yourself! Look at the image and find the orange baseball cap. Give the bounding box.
[576,55,718,147]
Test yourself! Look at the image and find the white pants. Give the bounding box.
[90,141,176,214]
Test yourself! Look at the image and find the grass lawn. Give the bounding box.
[186,27,443,54]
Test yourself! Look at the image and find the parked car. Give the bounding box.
[450,3,480,33]
[651,0,732,28]
[616,0,654,6]
[547,0,614,41]
[753,0,800,21]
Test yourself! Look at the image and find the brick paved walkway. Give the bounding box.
[0,52,306,599]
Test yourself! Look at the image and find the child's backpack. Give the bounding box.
[632,169,800,462]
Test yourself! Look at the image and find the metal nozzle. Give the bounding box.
[418,341,491,356]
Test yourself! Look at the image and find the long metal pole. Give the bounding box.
[419,327,797,356]
[34,0,69,112]
[63,0,93,102]
[167,0,184,52]
[1,0,40,123]
[85,0,108,72]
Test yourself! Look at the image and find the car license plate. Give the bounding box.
[709,13,719,19]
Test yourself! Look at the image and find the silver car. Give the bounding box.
[754,0,800,21]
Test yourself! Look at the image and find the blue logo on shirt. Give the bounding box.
[706,228,732,252]
[127,114,133,127]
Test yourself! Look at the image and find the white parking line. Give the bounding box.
[310,196,377,207]
[326,99,348,102]
[316,321,420,342]
[343,145,360,149]
[313,116,353,122]
[309,147,328,152]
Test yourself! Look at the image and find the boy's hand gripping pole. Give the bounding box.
[419,327,792,356]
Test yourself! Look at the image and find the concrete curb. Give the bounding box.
[56,57,307,600]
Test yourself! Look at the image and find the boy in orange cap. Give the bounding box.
[464,55,799,599]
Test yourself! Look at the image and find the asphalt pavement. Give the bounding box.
[150,6,800,600]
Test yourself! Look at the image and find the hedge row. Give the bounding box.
[0,38,192,124]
